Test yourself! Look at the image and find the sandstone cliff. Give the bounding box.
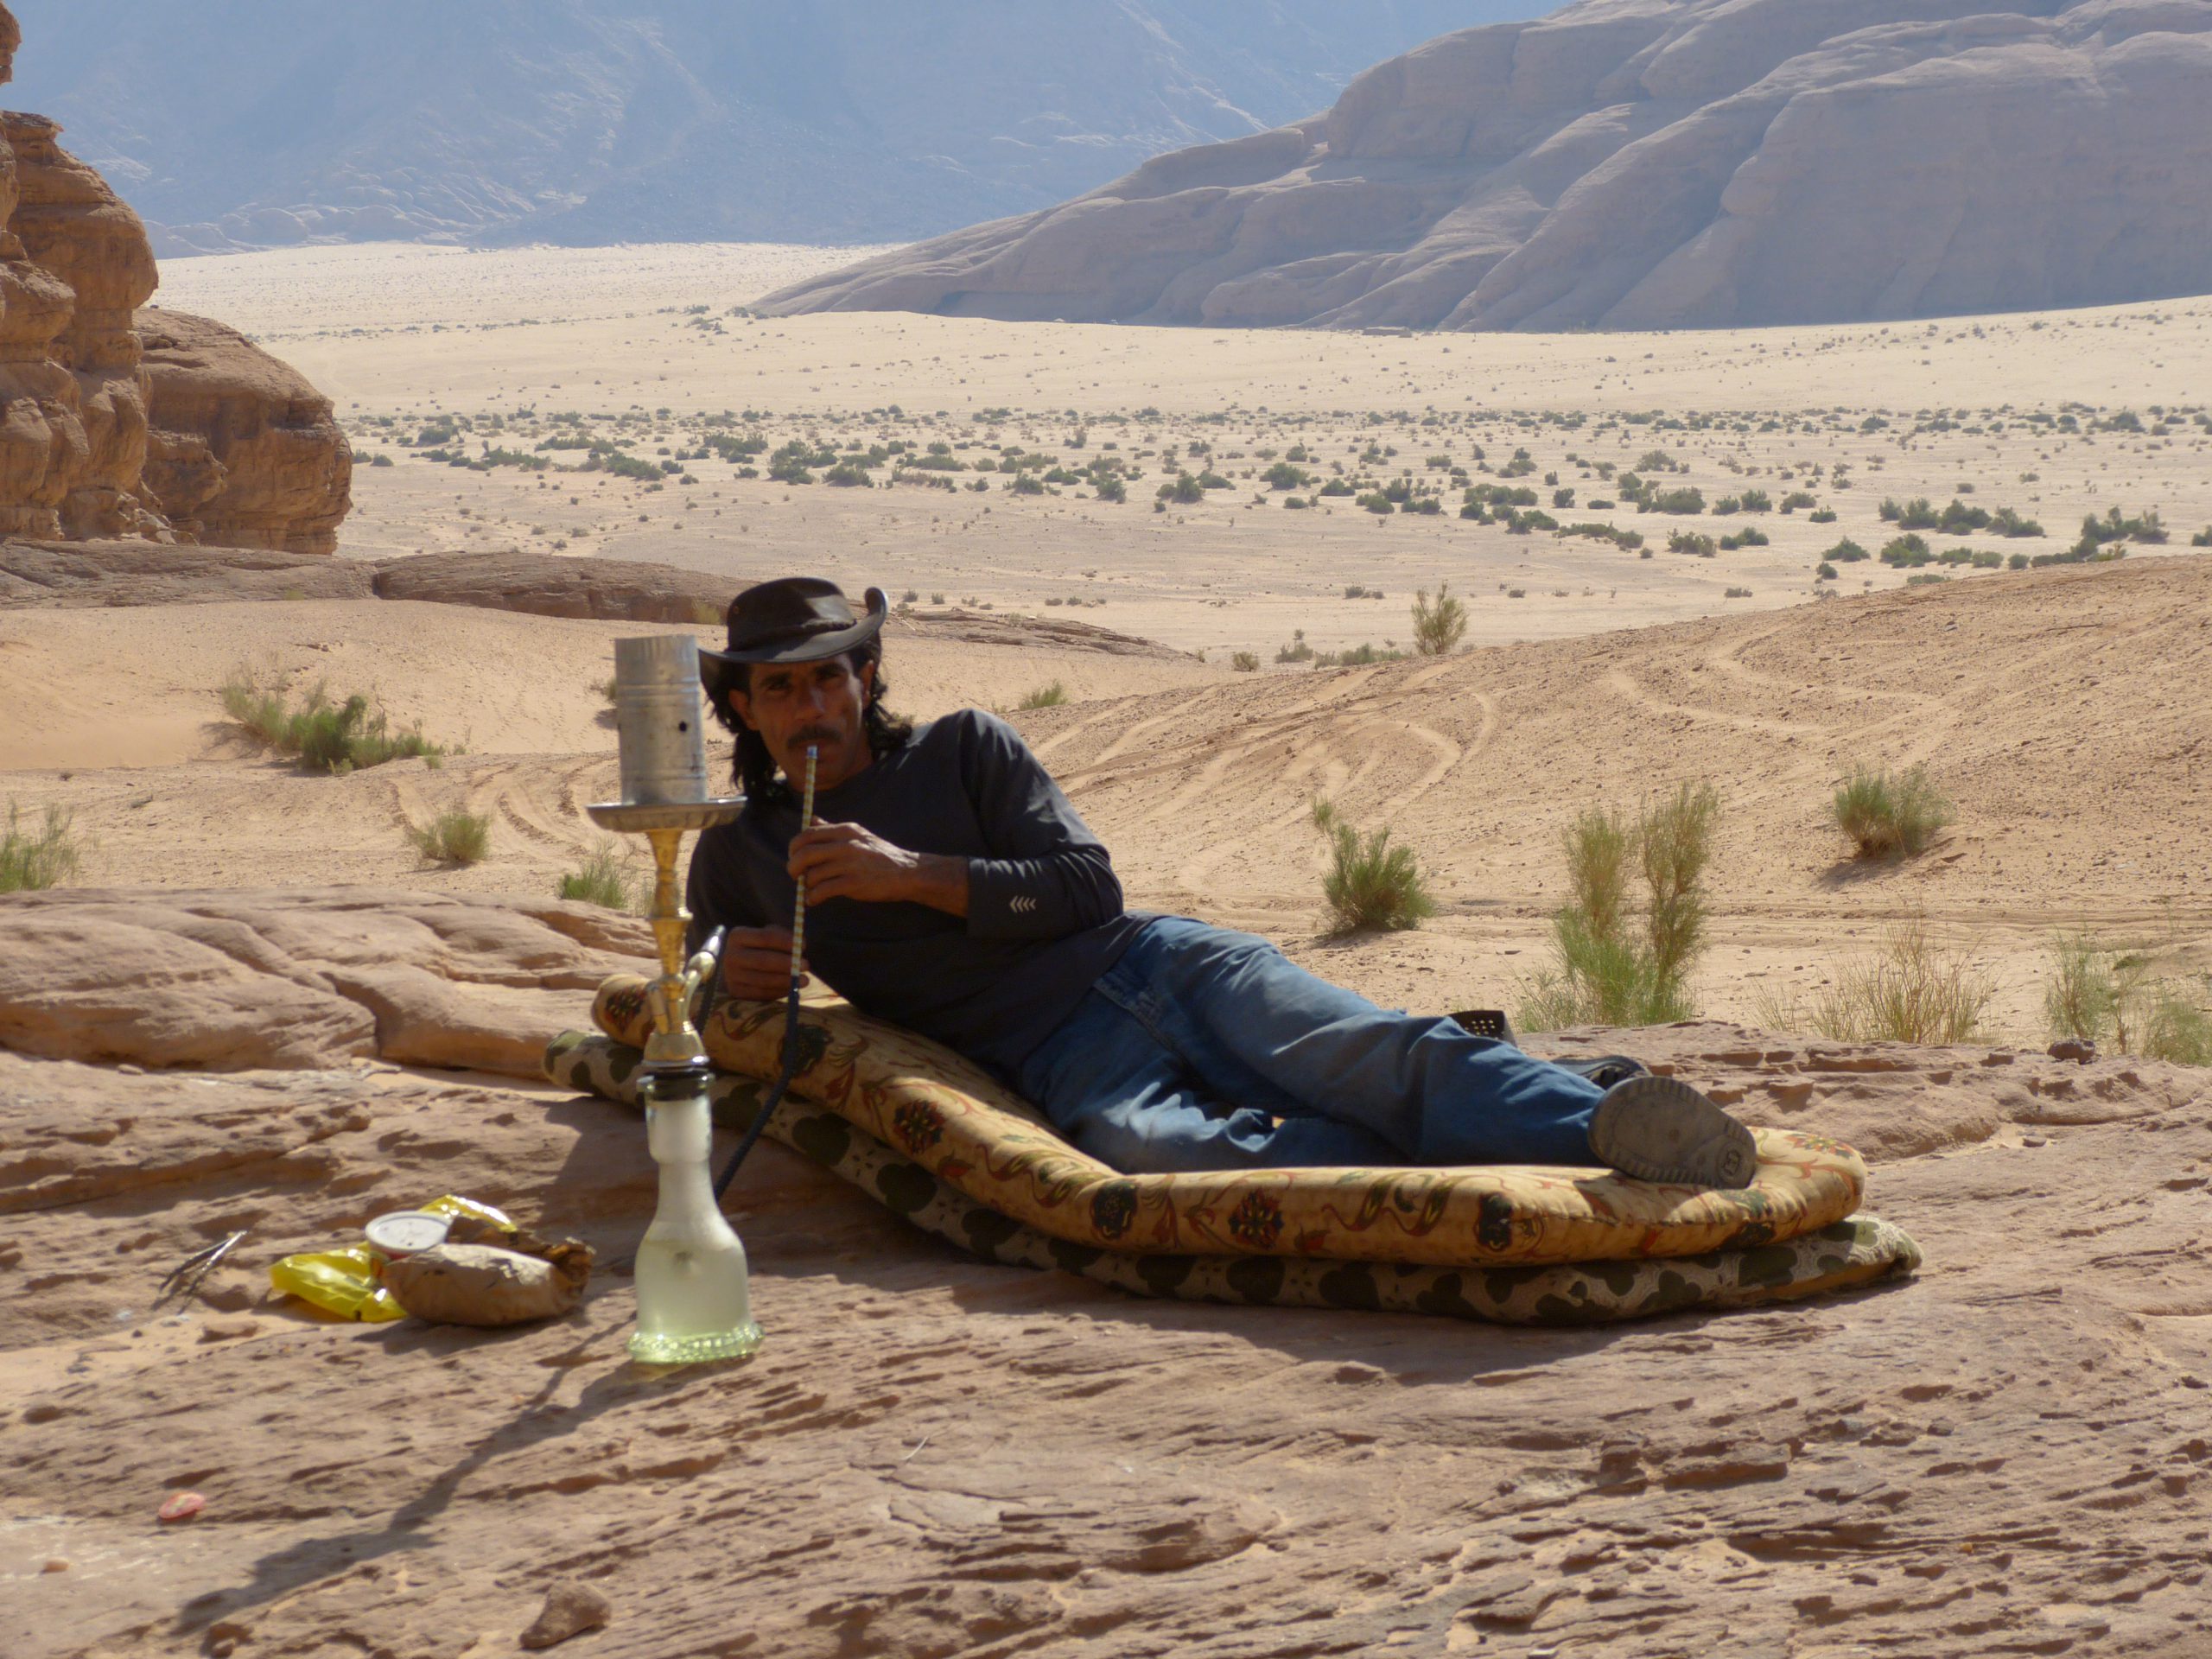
[760,0,2212,329]
[0,2,348,550]
[136,308,352,556]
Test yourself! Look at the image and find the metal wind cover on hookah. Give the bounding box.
[612,634,711,805]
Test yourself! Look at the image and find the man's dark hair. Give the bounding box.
[706,636,914,803]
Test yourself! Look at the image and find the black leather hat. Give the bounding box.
[698,577,887,698]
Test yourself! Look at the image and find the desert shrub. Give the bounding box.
[1561,522,1643,550]
[410,808,492,866]
[1262,461,1313,490]
[556,841,633,910]
[1815,562,1839,580]
[1832,763,1950,859]
[1409,582,1467,656]
[1761,919,1993,1045]
[1357,491,1395,514]
[1313,642,1404,667]
[1712,494,1742,516]
[1230,651,1260,672]
[599,452,664,482]
[0,801,80,892]
[1645,486,1706,515]
[1880,497,1941,529]
[1809,507,1838,523]
[2190,525,2212,547]
[823,461,871,486]
[1669,531,1716,557]
[2045,933,2212,1065]
[1310,798,1436,933]
[1826,537,1869,563]
[1093,475,1128,503]
[1878,534,1932,567]
[1518,780,1719,1030]
[1017,681,1069,709]
[1780,491,1818,512]
[1156,472,1204,504]
[1724,585,1753,597]
[1990,507,2043,537]
[1718,527,1769,550]
[220,674,443,773]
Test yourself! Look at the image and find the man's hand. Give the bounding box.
[789,821,969,915]
[719,925,807,1001]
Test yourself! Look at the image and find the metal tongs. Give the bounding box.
[154,1230,248,1306]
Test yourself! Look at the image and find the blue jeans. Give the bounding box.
[1012,916,1603,1174]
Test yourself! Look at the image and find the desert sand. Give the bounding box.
[5,240,2211,1659]
[8,238,2192,1040]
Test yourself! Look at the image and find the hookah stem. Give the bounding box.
[714,743,818,1201]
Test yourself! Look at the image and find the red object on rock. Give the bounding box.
[156,1491,205,1523]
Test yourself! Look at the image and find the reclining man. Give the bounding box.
[688,576,1756,1188]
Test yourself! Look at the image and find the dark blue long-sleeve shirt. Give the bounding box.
[685,709,1147,1075]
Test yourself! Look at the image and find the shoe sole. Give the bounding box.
[1588,1075,1758,1189]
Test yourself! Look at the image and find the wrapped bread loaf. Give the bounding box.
[385,1240,593,1326]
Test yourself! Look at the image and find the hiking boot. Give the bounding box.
[1557,1053,1649,1091]
[1588,1075,1758,1188]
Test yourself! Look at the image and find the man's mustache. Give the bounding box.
[790,724,840,746]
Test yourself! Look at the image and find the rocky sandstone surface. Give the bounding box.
[0,3,348,551]
[3,888,2209,1656]
[763,0,2212,329]
[0,888,655,1079]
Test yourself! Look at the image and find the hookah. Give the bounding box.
[588,633,762,1366]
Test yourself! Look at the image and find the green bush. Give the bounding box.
[1645,486,1707,515]
[1669,531,1716,557]
[1759,919,1993,1045]
[556,841,633,910]
[1410,582,1466,656]
[1832,763,1950,859]
[1310,798,1436,933]
[1156,473,1204,504]
[1017,681,1069,709]
[1879,534,1932,567]
[1826,537,1869,563]
[220,674,444,773]
[823,461,872,486]
[1518,780,1719,1030]
[410,809,492,866]
[2045,932,2212,1065]
[0,801,80,892]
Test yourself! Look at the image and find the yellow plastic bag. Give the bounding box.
[269,1245,404,1322]
[270,1195,517,1320]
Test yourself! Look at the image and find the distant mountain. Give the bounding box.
[6,0,1535,255]
[761,0,2212,330]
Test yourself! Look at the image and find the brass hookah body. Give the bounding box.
[588,633,761,1366]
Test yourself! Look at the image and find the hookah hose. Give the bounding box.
[713,743,817,1201]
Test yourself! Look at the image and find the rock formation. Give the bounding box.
[761,0,2212,330]
[136,309,352,556]
[0,1,349,550]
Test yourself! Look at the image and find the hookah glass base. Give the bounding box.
[629,1065,762,1366]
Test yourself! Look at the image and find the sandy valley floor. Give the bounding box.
[7,239,2208,1046]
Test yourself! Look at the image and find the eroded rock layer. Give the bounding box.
[0,2,349,550]
[761,0,2212,329]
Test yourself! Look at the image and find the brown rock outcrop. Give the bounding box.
[0,887,653,1078]
[762,0,2212,329]
[136,308,353,556]
[3,113,162,539]
[0,1,349,550]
